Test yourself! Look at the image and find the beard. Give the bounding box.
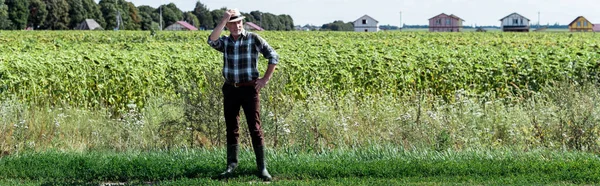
[231,29,243,36]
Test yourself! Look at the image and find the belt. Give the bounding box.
[225,80,256,87]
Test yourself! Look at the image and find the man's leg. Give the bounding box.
[219,84,242,178]
[241,86,272,181]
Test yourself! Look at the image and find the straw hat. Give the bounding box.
[228,8,246,22]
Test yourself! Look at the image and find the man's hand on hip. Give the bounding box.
[255,78,269,90]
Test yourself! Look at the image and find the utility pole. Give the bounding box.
[399,11,402,30]
[538,11,540,29]
[115,0,121,30]
[159,6,163,30]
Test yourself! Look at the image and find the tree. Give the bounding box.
[183,12,199,28]
[241,12,255,24]
[6,0,29,30]
[99,0,118,29]
[157,3,182,29]
[28,0,47,29]
[43,0,70,30]
[82,0,104,28]
[99,0,140,30]
[66,0,85,28]
[137,5,157,30]
[192,1,212,29]
[210,8,225,29]
[0,0,13,29]
[261,13,276,30]
[321,20,353,31]
[124,2,140,30]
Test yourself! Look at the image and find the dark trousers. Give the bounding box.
[222,83,264,147]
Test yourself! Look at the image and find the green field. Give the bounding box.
[1,31,600,184]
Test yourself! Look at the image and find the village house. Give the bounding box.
[164,21,198,31]
[568,16,594,32]
[353,15,379,32]
[428,13,464,32]
[244,22,264,31]
[500,13,530,32]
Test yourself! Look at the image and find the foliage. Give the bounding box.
[0,0,9,29]
[66,0,85,28]
[5,0,29,30]
[98,0,140,30]
[192,1,212,30]
[42,0,70,30]
[182,12,199,28]
[157,3,182,30]
[27,0,47,29]
[321,20,353,31]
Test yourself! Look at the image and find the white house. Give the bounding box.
[500,12,530,32]
[354,15,379,32]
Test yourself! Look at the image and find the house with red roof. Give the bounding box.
[244,22,264,31]
[165,21,198,31]
[428,13,465,32]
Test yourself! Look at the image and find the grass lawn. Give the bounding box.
[1,147,599,185]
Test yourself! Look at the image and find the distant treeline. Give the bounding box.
[0,0,294,30]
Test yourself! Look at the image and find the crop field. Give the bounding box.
[1,31,600,184]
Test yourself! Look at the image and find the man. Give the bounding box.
[207,8,278,181]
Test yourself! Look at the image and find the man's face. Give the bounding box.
[226,20,243,36]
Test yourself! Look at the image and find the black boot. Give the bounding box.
[216,144,239,179]
[254,145,272,181]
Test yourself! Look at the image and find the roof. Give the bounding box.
[429,13,448,20]
[175,21,198,31]
[244,22,264,31]
[428,13,465,21]
[75,19,102,30]
[354,15,379,23]
[568,16,591,26]
[449,14,465,21]
[499,12,530,21]
[594,24,600,31]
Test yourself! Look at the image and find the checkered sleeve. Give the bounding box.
[254,34,279,65]
[207,36,225,53]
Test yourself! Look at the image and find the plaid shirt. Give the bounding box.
[208,30,279,83]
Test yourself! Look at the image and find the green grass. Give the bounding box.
[1,147,600,185]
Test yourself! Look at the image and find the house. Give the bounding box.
[354,15,379,32]
[244,22,264,31]
[568,16,594,32]
[500,13,530,32]
[164,21,198,31]
[594,24,600,32]
[74,19,103,30]
[295,25,310,31]
[428,13,465,32]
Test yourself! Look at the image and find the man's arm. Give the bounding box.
[207,10,234,51]
[209,10,233,42]
[254,35,279,90]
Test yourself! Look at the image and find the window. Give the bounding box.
[577,22,581,27]
[520,19,523,25]
[446,19,451,25]
[584,22,588,26]
[513,19,519,24]
[437,19,442,25]
[362,19,367,24]
[365,29,368,32]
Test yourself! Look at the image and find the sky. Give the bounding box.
[103,0,600,26]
